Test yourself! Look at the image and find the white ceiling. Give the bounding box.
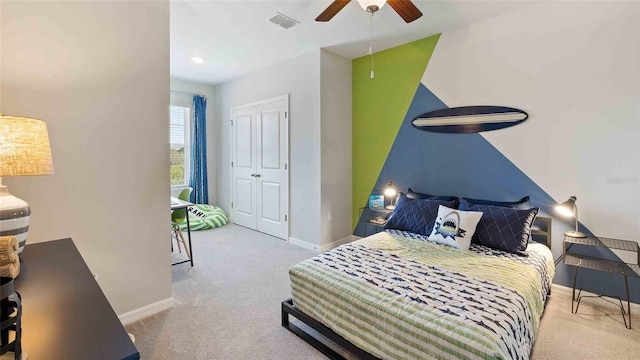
[170,0,536,85]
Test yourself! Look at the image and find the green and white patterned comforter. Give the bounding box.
[289,230,555,360]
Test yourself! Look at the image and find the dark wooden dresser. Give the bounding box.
[14,238,139,360]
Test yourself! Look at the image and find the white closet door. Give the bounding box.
[255,100,288,239]
[231,106,257,229]
[230,96,289,240]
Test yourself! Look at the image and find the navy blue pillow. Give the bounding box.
[459,199,538,255]
[407,188,459,203]
[384,193,457,235]
[461,196,530,210]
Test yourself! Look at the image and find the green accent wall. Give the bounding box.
[352,34,441,228]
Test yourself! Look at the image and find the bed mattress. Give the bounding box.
[289,230,554,360]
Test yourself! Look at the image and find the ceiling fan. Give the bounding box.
[316,0,423,23]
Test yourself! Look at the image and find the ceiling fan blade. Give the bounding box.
[316,0,352,22]
[387,0,423,23]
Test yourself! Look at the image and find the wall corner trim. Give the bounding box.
[289,235,357,252]
[118,297,175,326]
[288,237,319,251]
[319,236,357,252]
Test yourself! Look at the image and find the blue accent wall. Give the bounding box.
[359,83,640,303]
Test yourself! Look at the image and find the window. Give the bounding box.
[170,105,191,187]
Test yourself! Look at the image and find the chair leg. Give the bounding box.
[172,226,183,253]
[176,229,191,260]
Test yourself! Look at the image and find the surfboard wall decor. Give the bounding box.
[411,106,528,133]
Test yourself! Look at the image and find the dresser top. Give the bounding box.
[14,238,139,360]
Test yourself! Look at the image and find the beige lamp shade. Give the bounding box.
[0,115,54,176]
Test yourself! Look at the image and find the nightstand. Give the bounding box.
[563,235,640,329]
[354,207,393,237]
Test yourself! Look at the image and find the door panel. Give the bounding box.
[235,179,253,215]
[235,114,253,168]
[260,181,281,222]
[256,100,288,239]
[260,110,281,170]
[231,107,257,229]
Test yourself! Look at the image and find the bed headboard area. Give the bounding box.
[530,216,552,249]
[352,2,639,303]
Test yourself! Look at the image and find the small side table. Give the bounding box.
[355,207,393,237]
[563,235,640,329]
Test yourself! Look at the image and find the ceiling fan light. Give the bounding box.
[357,0,386,12]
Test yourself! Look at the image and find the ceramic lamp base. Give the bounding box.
[0,186,30,254]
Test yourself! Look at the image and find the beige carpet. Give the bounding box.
[126,224,640,359]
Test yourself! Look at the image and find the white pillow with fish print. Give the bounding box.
[427,205,483,251]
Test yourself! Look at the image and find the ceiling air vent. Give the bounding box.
[268,12,299,29]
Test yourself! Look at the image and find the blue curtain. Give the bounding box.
[190,95,208,204]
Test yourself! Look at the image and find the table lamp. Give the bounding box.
[0,115,54,254]
[555,196,586,238]
[384,181,397,210]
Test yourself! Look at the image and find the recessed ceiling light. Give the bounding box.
[191,56,204,64]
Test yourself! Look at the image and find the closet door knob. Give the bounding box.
[255,174,261,178]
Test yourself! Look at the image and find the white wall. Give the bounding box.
[170,78,216,200]
[216,50,322,246]
[216,49,354,248]
[424,1,640,243]
[320,50,353,248]
[0,1,171,315]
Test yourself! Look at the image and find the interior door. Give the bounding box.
[231,96,288,240]
[231,106,257,229]
[255,100,288,239]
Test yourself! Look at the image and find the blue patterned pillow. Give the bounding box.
[461,196,530,210]
[384,193,456,235]
[407,188,459,203]
[459,199,539,255]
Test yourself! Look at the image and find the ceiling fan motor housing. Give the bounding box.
[358,0,386,13]
[366,5,379,13]
[316,0,422,24]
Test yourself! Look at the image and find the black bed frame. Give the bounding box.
[281,298,381,360]
[282,217,554,359]
[282,292,551,360]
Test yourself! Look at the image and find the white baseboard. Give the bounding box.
[320,235,356,252]
[288,237,319,251]
[288,235,357,252]
[550,284,640,313]
[118,297,174,325]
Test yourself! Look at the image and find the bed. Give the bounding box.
[282,222,554,360]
